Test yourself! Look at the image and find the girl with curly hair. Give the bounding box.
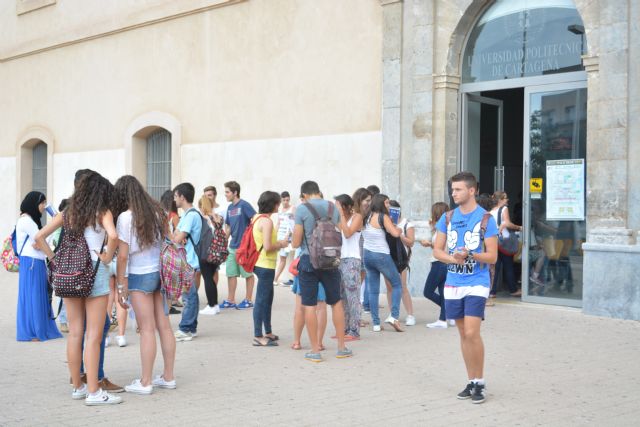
[112,175,176,394]
[35,170,120,405]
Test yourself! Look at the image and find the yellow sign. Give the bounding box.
[530,178,543,193]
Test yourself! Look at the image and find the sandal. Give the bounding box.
[253,338,278,347]
[290,342,302,350]
[265,334,279,341]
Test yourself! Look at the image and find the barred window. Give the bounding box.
[32,142,47,196]
[146,129,171,200]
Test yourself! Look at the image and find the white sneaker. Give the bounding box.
[426,320,448,329]
[152,374,177,389]
[405,315,416,326]
[104,335,110,347]
[384,314,394,324]
[85,389,123,406]
[448,319,457,326]
[72,383,87,400]
[191,331,198,338]
[116,335,127,347]
[372,325,381,332]
[125,379,153,395]
[199,305,220,316]
[174,330,193,342]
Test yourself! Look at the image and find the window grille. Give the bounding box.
[146,129,172,200]
[32,142,47,196]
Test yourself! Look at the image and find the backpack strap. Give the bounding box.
[445,210,454,226]
[497,206,504,227]
[478,212,493,270]
[251,214,270,253]
[303,202,321,221]
[94,236,107,276]
[18,234,29,256]
[183,208,202,248]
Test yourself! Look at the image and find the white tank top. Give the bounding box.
[341,217,361,259]
[362,214,389,254]
[84,222,106,262]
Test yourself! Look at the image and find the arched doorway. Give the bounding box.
[458,0,587,307]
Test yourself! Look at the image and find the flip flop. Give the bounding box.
[253,338,278,347]
[265,335,279,342]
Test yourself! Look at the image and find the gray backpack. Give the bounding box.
[303,202,342,270]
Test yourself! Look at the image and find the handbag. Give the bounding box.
[497,206,519,256]
[288,257,300,277]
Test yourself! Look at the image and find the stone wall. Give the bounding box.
[380,0,640,318]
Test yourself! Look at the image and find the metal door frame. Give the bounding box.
[522,80,588,308]
[460,93,504,191]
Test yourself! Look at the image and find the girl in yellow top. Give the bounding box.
[252,191,289,347]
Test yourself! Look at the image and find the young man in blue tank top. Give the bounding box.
[433,172,498,404]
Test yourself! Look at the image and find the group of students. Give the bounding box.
[16,170,177,405]
[14,170,499,405]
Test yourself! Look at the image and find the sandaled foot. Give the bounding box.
[290,342,302,350]
[265,334,279,341]
[253,337,278,347]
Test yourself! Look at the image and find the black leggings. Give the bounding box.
[201,261,220,308]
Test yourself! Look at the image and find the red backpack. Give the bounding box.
[235,214,269,273]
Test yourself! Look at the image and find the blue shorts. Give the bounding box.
[443,285,489,319]
[129,271,161,294]
[89,263,110,298]
[291,276,326,302]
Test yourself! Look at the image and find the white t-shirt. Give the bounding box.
[490,206,510,239]
[398,218,415,253]
[116,210,161,274]
[15,215,46,260]
[84,222,106,263]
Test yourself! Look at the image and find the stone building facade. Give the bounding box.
[381,0,639,320]
[1,0,638,319]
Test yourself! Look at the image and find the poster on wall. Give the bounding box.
[546,159,585,221]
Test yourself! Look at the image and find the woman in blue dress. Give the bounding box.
[16,191,62,342]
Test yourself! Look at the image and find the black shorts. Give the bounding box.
[297,255,341,306]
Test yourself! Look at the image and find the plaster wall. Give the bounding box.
[0,0,382,156]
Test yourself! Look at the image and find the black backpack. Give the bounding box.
[185,209,213,263]
[378,213,409,273]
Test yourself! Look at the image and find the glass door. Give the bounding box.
[523,82,587,307]
[462,94,504,193]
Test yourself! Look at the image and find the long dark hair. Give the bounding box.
[160,190,178,215]
[66,171,113,233]
[334,194,354,218]
[113,175,167,249]
[365,193,389,224]
[20,191,46,229]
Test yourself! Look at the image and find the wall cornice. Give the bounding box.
[1,0,246,63]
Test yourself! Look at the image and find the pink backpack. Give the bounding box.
[159,241,195,302]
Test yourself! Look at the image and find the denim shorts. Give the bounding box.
[89,262,110,298]
[128,271,161,294]
[291,276,326,302]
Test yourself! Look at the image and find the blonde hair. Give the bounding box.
[198,195,214,216]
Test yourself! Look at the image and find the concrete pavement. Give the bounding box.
[1,270,639,426]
